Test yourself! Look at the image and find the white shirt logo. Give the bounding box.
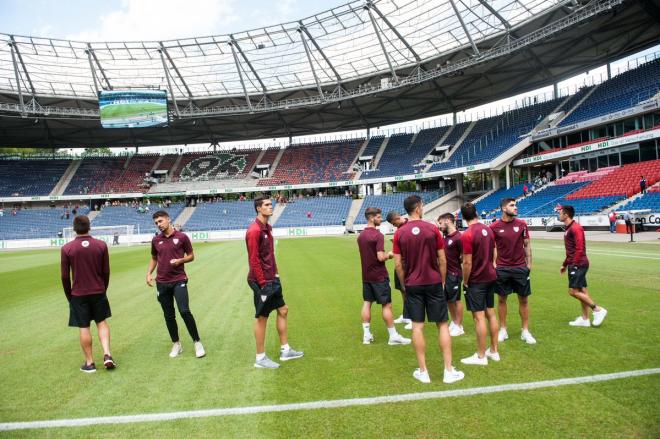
[499,229,504,233]
[81,241,89,248]
[264,234,268,239]
[159,241,164,245]
[513,226,520,232]
[482,229,488,237]
[173,238,179,245]
[448,239,453,246]
[411,227,420,236]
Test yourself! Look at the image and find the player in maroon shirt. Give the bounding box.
[61,215,115,373]
[437,212,465,337]
[246,197,304,369]
[357,207,410,346]
[460,202,500,366]
[559,205,608,327]
[393,195,464,384]
[146,210,205,359]
[490,198,536,345]
[386,211,412,328]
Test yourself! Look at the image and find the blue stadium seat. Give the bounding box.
[274,197,352,227]
[92,204,185,234]
[0,159,69,197]
[354,191,442,224]
[185,201,270,231]
[0,206,90,240]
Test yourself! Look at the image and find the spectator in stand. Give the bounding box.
[12,209,17,216]
[523,184,529,197]
[608,210,617,234]
[640,176,647,194]
[529,183,535,195]
[546,170,553,182]
[0,209,4,217]
[624,212,634,242]
[306,211,312,220]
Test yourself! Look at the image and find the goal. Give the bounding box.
[63,225,135,246]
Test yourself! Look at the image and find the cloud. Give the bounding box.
[66,0,238,42]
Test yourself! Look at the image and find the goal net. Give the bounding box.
[63,225,135,246]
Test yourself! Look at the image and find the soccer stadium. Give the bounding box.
[0,0,659,436]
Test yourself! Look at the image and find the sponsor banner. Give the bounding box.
[0,192,147,203]
[514,128,660,166]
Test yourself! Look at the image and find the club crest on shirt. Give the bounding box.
[173,238,179,245]
[482,229,488,237]
[448,239,453,246]
[411,227,420,236]
[499,229,504,233]
[513,226,520,232]
[159,241,164,245]
[81,241,89,248]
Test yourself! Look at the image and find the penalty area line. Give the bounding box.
[1,368,659,431]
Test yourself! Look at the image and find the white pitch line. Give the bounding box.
[1,368,658,431]
[547,246,660,260]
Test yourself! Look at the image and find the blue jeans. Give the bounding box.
[609,221,616,233]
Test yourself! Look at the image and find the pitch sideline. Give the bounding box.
[1,368,658,431]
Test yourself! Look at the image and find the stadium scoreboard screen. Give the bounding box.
[98,90,168,128]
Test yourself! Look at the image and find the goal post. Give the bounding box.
[63,225,135,246]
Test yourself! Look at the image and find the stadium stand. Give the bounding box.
[64,157,128,195]
[274,196,352,227]
[156,154,179,174]
[0,206,90,240]
[474,183,526,215]
[184,200,266,231]
[0,159,69,197]
[516,182,588,217]
[619,185,660,211]
[359,135,385,160]
[178,150,261,181]
[92,203,185,234]
[566,159,660,199]
[556,85,595,113]
[353,191,443,224]
[560,59,660,126]
[554,166,619,185]
[258,140,362,186]
[109,154,159,193]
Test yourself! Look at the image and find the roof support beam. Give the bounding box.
[158,47,181,117]
[160,43,195,103]
[230,36,267,94]
[85,46,101,95]
[299,22,342,83]
[9,36,36,96]
[297,26,325,100]
[369,3,421,62]
[229,40,253,111]
[364,2,398,82]
[448,0,480,56]
[88,46,113,90]
[8,40,25,115]
[477,0,511,30]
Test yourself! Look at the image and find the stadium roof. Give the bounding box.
[0,0,659,147]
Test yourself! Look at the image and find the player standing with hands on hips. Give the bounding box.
[146,210,205,359]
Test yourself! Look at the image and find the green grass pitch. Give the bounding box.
[100,102,166,120]
[0,236,658,437]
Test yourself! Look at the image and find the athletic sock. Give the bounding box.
[589,303,596,310]
[362,323,371,335]
[280,343,290,352]
[256,352,266,361]
[387,326,397,337]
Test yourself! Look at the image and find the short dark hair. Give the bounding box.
[500,197,516,209]
[254,196,269,212]
[385,210,400,224]
[438,212,455,223]
[152,210,169,220]
[364,207,382,220]
[73,215,90,235]
[461,202,478,221]
[561,205,575,219]
[403,195,422,215]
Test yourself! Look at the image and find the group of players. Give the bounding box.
[60,194,606,381]
[356,195,608,384]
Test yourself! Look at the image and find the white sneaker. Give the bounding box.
[592,307,608,327]
[449,324,465,337]
[388,333,412,345]
[394,315,406,324]
[498,328,509,342]
[404,322,413,330]
[194,341,206,358]
[520,329,537,344]
[485,348,500,362]
[413,368,431,384]
[363,333,374,345]
[169,342,182,358]
[443,367,465,384]
[461,352,488,366]
[569,316,591,327]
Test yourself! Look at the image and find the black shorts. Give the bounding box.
[464,282,495,312]
[69,294,111,328]
[363,281,392,305]
[444,274,462,303]
[393,270,403,292]
[248,278,286,318]
[495,267,531,297]
[405,284,448,323]
[568,265,588,289]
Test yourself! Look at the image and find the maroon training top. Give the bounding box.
[357,227,389,283]
[393,219,444,286]
[61,235,110,297]
[443,230,463,277]
[490,218,529,268]
[246,219,278,287]
[563,220,589,267]
[461,222,497,284]
[151,230,193,283]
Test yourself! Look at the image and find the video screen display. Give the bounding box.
[99,90,168,128]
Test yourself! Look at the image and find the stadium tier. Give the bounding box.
[359,135,385,160]
[258,140,362,186]
[0,159,69,197]
[184,200,269,231]
[554,166,619,185]
[516,183,588,217]
[274,196,352,228]
[560,59,660,126]
[92,203,186,234]
[566,159,660,199]
[0,206,89,240]
[64,157,127,195]
[178,150,261,181]
[110,154,159,193]
[620,187,660,211]
[354,191,442,225]
[474,184,527,215]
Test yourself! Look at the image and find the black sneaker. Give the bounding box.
[103,355,116,370]
[80,362,96,373]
